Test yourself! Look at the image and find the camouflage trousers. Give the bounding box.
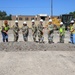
[33,33,37,42]
[14,33,19,42]
[48,33,53,43]
[23,33,28,42]
[38,31,44,42]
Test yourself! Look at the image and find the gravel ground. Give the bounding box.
[0,42,75,52]
[0,29,75,75]
[0,51,75,75]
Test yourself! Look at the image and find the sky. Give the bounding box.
[0,0,75,16]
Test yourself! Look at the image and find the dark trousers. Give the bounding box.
[1,32,8,42]
[70,34,73,43]
[60,35,64,43]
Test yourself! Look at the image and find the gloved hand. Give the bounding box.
[41,31,43,35]
[60,34,62,37]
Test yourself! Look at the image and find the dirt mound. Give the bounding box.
[0,42,75,52]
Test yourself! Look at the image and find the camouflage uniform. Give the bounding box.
[38,24,44,42]
[48,24,54,43]
[13,24,20,42]
[22,25,29,41]
[32,24,37,42]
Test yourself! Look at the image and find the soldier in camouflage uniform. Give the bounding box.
[22,21,29,42]
[31,20,37,42]
[47,19,54,43]
[38,19,44,43]
[13,20,20,42]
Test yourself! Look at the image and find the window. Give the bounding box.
[16,18,18,20]
[31,18,34,20]
[40,17,45,21]
[35,18,37,20]
[19,17,22,20]
[25,17,29,21]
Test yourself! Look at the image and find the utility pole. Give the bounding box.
[51,0,53,18]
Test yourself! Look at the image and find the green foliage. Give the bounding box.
[69,11,75,18]
[0,11,12,20]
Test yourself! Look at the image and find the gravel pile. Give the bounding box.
[0,42,75,52]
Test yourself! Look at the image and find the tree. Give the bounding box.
[69,11,75,18]
[0,10,12,20]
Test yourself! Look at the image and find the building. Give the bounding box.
[0,14,60,28]
[12,14,52,21]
